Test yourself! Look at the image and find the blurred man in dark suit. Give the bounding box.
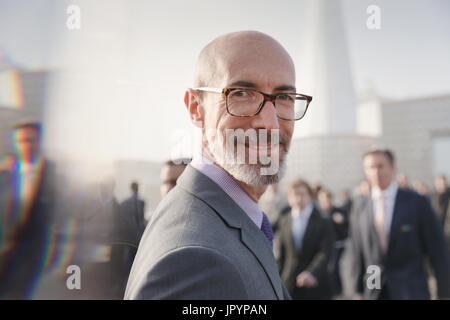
[351,149,450,300]
[318,188,348,296]
[109,182,147,298]
[278,179,334,300]
[118,181,146,243]
[0,122,56,299]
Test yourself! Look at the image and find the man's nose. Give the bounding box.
[251,100,279,130]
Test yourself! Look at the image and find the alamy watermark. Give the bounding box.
[66,265,81,290]
[366,265,381,290]
[367,5,381,30]
[170,128,285,176]
[66,5,81,30]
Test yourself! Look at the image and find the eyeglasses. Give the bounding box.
[192,87,312,121]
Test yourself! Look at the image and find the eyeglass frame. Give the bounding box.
[192,87,313,121]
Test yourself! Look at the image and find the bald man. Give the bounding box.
[125,31,312,299]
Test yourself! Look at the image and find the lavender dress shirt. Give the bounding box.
[190,156,263,229]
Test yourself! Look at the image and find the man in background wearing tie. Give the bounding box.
[277,179,334,300]
[350,149,450,300]
[125,30,313,299]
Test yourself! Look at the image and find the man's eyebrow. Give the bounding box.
[228,81,258,88]
[228,81,296,92]
[274,85,296,92]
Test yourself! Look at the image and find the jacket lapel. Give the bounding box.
[240,222,284,299]
[299,208,318,255]
[283,212,301,255]
[387,189,405,254]
[177,165,284,299]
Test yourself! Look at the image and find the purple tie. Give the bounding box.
[261,213,274,248]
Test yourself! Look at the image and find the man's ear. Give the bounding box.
[184,90,203,128]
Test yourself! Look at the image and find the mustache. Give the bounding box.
[237,131,290,151]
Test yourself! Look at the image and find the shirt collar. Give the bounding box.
[372,181,399,200]
[17,156,44,173]
[291,203,314,220]
[190,154,264,229]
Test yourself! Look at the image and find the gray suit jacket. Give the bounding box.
[125,165,291,300]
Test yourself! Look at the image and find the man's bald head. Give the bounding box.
[194,31,295,88]
[185,31,298,188]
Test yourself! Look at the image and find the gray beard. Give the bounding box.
[221,160,287,186]
[208,142,287,187]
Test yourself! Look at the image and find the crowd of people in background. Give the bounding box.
[1,121,450,300]
[266,150,450,300]
[0,121,149,299]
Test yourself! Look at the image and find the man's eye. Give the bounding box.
[277,94,293,101]
[233,90,248,97]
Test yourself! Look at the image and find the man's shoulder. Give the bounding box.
[396,188,428,205]
[398,187,417,197]
[312,206,327,218]
[147,185,230,241]
[311,207,333,228]
[133,187,242,282]
[120,197,135,206]
[352,196,370,213]
[156,184,210,214]
[278,210,291,227]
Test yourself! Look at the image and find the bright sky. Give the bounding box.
[1,0,449,163]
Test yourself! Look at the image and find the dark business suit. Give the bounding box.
[125,165,291,299]
[0,159,56,299]
[351,188,450,300]
[323,206,349,295]
[277,207,334,300]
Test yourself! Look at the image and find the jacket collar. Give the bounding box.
[177,165,284,299]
